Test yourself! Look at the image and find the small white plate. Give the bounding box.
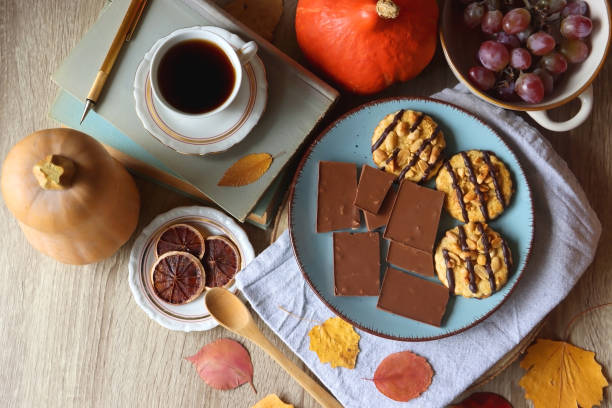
[128,206,255,331]
[133,26,268,155]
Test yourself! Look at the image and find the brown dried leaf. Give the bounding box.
[218,153,272,187]
[224,0,283,41]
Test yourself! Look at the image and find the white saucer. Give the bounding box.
[128,206,255,332]
[133,26,268,155]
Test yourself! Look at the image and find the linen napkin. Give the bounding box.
[235,85,601,408]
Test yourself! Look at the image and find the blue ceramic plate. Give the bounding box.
[289,97,534,341]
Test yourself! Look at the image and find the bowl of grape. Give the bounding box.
[441,0,610,131]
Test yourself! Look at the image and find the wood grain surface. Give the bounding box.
[0,0,610,407]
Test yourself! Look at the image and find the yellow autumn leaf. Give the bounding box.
[251,394,294,408]
[218,153,273,187]
[308,317,360,369]
[519,339,609,408]
[224,0,283,41]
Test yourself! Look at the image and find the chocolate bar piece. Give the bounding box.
[333,231,380,296]
[317,161,360,232]
[383,180,444,252]
[364,189,396,231]
[377,266,449,326]
[354,165,395,214]
[386,242,434,277]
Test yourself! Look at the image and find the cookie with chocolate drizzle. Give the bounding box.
[371,110,446,183]
[434,222,513,299]
[436,150,514,223]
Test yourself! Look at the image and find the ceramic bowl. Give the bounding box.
[440,0,611,131]
[128,206,254,332]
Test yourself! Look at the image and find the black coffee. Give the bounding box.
[157,39,236,114]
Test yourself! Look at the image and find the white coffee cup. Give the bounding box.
[149,27,257,118]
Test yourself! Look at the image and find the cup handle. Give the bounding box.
[236,41,258,65]
[526,85,593,132]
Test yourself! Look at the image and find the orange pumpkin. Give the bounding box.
[1,128,140,265]
[295,0,439,94]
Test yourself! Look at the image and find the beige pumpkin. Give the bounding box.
[1,128,140,265]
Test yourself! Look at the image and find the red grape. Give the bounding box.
[560,39,589,63]
[478,40,510,71]
[541,52,568,74]
[516,73,545,103]
[562,1,588,17]
[482,10,503,34]
[510,48,532,69]
[533,68,554,94]
[527,32,556,56]
[468,66,496,90]
[560,15,592,39]
[495,32,521,49]
[465,3,486,28]
[497,81,517,100]
[502,8,531,34]
[551,0,568,12]
[536,0,567,13]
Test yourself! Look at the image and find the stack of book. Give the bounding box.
[50,0,338,228]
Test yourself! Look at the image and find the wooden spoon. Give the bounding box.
[205,287,343,408]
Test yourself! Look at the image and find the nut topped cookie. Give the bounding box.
[371,110,446,183]
[436,150,513,223]
[434,222,513,299]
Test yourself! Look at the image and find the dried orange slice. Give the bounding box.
[156,223,205,259]
[150,251,205,305]
[203,235,241,288]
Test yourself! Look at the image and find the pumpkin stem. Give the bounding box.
[376,0,400,19]
[33,155,76,190]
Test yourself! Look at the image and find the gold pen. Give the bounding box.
[80,0,148,124]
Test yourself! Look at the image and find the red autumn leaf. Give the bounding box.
[450,392,513,408]
[186,338,255,392]
[371,350,433,402]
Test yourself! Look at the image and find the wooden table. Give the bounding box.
[0,1,610,407]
